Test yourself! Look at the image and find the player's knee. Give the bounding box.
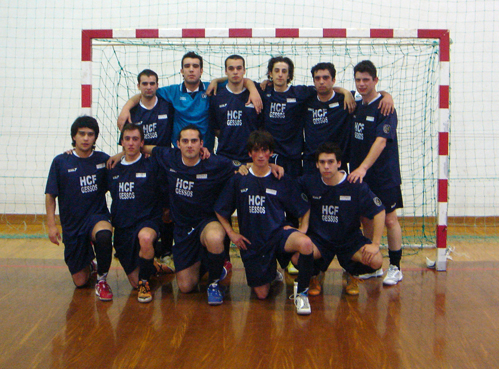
[72,273,89,288]
[370,255,383,270]
[385,213,400,230]
[254,286,270,300]
[139,232,156,247]
[177,280,195,294]
[300,236,314,255]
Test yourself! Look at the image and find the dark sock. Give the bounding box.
[138,256,155,281]
[207,251,225,284]
[312,260,321,277]
[94,230,113,276]
[389,249,402,269]
[297,252,314,293]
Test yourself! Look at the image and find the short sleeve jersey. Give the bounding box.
[128,96,174,147]
[45,151,110,238]
[303,92,352,162]
[299,172,385,247]
[215,171,309,259]
[349,95,401,190]
[152,146,236,229]
[107,155,162,229]
[210,85,263,163]
[257,84,315,160]
[157,82,214,151]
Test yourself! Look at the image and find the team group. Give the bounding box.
[45,51,403,315]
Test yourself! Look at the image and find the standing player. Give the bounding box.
[299,142,385,296]
[348,60,403,286]
[107,123,163,303]
[143,125,240,305]
[215,130,314,315]
[45,116,113,301]
[210,54,263,164]
[118,52,262,152]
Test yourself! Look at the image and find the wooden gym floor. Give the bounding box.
[0,238,499,369]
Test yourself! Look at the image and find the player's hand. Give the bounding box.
[269,163,284,179]
[344,91,356,113]
[63,149,73,155]
[237,164,249,175]
[107,152,124,169]
[117,110,132,131]
[229,232,251,250]
[360,243,379,264]
[379,95,395,116]
[247,89,263,114]
[347,167,366,183]
[260,79,271,91]
[48,225,61,246]
[200,147,211,159]
[206,80,218,96]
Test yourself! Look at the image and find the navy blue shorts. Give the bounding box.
[63,213,110,275]
[241,227,297,287]
[310,234,371,275]
[114,220,160,275]
[172,217,218,273]
[370,185,403,214]
[271,154,302,179]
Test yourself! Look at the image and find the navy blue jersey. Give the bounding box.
[45,151,110,238]
[303,92,352,162]
[257,84,315,160]
[299,172,384,247]
[128,96,174,147]
[349,95,401,190]
[215,170,309,260]
[152,146,236,228]
[210,85,263,163]
[107,155,162,229]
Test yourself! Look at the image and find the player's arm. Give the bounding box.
[216,212,251,250]
[379,91,395,116]
[298,209,310,234]
[117,94,141,130]
[333,87,356,113]
[242,78,263,113]
[45,194,61,245]
[361,210,386,264]
[347,136,387,183]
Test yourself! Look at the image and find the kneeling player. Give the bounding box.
[215,130,315,315]
[298,142,385,296]
[45,116,113,301]
[108,123,163,303]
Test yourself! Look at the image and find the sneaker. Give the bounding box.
[272,270,284,284]
[345,274,361,295]
[383,265,403,286]
[286,261,299,275]
[159,254,175,274]
[90,260,98,278]
[295,291,312,315]
[309,272,324,296]
[95,280,113,301]
[207,282,224,305]
[155,260,174,276]
[357,268,384,280]
[138,281,152,303]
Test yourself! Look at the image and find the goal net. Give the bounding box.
[87,29,447,255]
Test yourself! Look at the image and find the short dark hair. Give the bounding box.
[178,124,203,141]
[137,69,158,84]
[181,51,203,69]
[225,54,245,69]
[122,123,144,142]
[311,62,336,80]
[70,116,99,148]
[315,142,342,163]
[267,56,294,83]
[354,60,377,79]
[246,130,275,154]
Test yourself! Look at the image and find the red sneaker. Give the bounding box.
[95,280,113,301]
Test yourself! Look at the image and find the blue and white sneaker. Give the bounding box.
[207,282,224,305]
[295,290,311,315]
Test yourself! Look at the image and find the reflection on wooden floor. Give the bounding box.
[1,239,499,369]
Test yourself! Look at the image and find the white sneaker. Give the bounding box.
[295,291,311,315]
[358,268,384,280]
[272,270,284,284]
[383,265,403,285]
